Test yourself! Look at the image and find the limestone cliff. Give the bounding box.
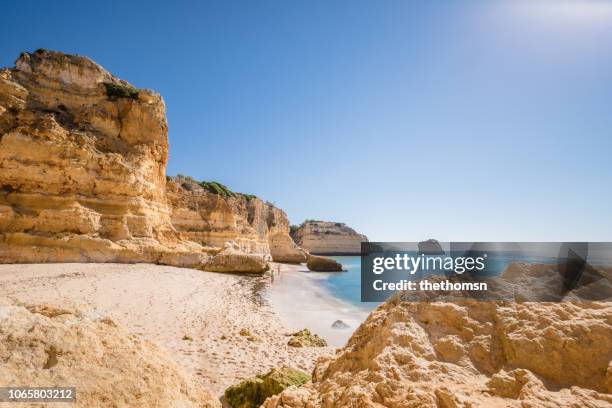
[166,176,308,263]
[0,50,307,268]
[0,49,207,266]
[291,221,367,255]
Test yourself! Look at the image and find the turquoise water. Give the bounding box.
[317,256,379,311]
[316,253,562,309]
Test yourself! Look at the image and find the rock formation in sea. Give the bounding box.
[0,299,219,407]
[291,221,368,255]
[166,175,308,263]
[418,238,444,254]
[0,49,307,268]
[306,255,343,272]
[263,264,612,407]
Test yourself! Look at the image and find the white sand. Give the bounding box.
[267,263,369,347]
[0,263,336,396]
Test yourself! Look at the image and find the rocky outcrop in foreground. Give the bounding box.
[291,221,367,255]
[0,299,219,407]
[264,262,612,407]
[0,50,206,266]
[287,329,328,348]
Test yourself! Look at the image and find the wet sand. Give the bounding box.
[266,263,368,347]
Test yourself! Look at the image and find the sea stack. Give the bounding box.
[291,221,368,255]
[418,239,445,255]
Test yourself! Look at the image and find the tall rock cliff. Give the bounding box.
[0,49,312,267]
[291,221,368,255]
[0,50,205,266]
[166,176,308,263]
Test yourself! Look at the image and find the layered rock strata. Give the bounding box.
[0,49,206,266]
[291,221,367,255]
[204,243,269,274]
[0,50,308,268]
[166,176,308,263]
[306,255,342,272]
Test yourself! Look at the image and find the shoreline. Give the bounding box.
[267,262,369,347]
[0,263,336,397]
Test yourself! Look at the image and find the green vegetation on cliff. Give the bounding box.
[239,193,257,201]
[171,175,259,200]
[103,82,139,99]
[199,180,235,197]
[224,366,310,408]
[287,328,328,347]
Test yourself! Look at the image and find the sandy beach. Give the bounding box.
[267,263,368,347]
[0,263,337,396]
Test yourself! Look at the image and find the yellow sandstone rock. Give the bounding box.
[306,255,343,272]
[0,299,219,408]
[291,221,367,255]
[0,50,307,270]
[0,49,208,266]
[264,292,612,407]
[166,175,307,263]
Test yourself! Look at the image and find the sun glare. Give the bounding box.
[511,0,612,25]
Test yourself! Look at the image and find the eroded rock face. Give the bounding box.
[166,176,307,263]
[306,255,343,272]
[0,299,219,408]
[291,221,367,255]
[264,296,612,407]
[0,50,207,266]
[0,50,308,268]
[204,243,269,274]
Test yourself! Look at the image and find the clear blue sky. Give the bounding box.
[2,1,611,241]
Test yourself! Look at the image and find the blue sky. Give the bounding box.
[1,0,611,241]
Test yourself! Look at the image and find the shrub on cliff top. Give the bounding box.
[103,82,139,100]
[240,193,257,201]
[174,174,246,199]
[199,181,235,197]
[304,219,323,224]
